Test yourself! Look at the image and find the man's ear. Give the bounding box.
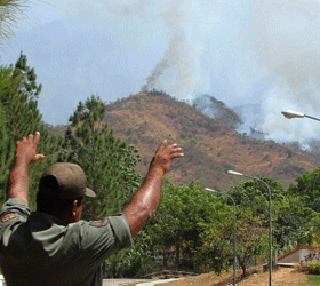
[72,200,79,216]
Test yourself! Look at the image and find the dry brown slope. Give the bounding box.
[102,93,320,191]
[46,93,320,191]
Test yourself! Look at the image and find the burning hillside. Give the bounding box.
[102,92,320,191]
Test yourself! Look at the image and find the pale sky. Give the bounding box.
[2,0,320,145]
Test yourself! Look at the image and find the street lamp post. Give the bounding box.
[281,110,320,122]
[227,170,273,286]
[204,188,237,286]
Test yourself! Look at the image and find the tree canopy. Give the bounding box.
[60,95,142,219]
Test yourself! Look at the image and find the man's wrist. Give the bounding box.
[149,165,165,177]
[14,157,30,168]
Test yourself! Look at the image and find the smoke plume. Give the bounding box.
[141,33,186,91]
[68,0,320,145]
[247,0,320,144]
[140,0,196,99]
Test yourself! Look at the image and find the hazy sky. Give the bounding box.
[2,0,320,145]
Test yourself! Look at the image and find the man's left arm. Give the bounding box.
[7,132,45,205]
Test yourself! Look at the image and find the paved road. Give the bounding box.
[103,279,151,286]
[134,278,182,286]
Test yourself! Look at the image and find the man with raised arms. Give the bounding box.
[0,132,183,286]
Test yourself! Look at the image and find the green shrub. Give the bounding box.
[309,261,320,275]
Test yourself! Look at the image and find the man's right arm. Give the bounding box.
[7,132,45,205]
[123,141,183,238]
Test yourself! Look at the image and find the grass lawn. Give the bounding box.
[308,275,320,285]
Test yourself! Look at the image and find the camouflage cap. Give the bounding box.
[40,162,96,199]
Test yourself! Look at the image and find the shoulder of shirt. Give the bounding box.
[0,198,31,217]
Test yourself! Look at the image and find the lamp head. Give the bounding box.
[204,188,218,194]
[227,170,243,176]
[281,110,305,119]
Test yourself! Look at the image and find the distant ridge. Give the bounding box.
[102,92,320,190]
[48,92,320,191]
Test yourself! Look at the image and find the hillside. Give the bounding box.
[98,92,320,191]
[193,94,243,129]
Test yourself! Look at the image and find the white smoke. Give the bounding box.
[141,33,191,92]
[67,0,211,101]
[66,0,320,145]
[248,0,320,144]
[140,0,200,99]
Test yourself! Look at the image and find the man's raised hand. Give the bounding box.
[151,140,184,176]
[15,132,45,165]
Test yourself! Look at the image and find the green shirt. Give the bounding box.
[0,199,132,286]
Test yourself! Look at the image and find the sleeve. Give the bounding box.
[68,213,133,272]
[108,214,133,248]
[0,199,31,247]
[0,199,31,217]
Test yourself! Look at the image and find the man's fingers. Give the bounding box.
[167,143,182,155]
[35,153,45,160]
[161,140,168,147]
[157,140,168,152]
[22,132,40,144]
[30,153,46,165]
[157,141,183,159]
[169,147,182,153]
[168,143,178,149]
[33,131,40,145]
[27,134,33,141]
[16,132,44,164]
[168,143,183,160]
[171,152,184,160]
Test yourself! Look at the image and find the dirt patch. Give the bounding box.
[156,267,313,286]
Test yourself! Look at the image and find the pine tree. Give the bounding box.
[0,53,63,209]
[61,95,142,219]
